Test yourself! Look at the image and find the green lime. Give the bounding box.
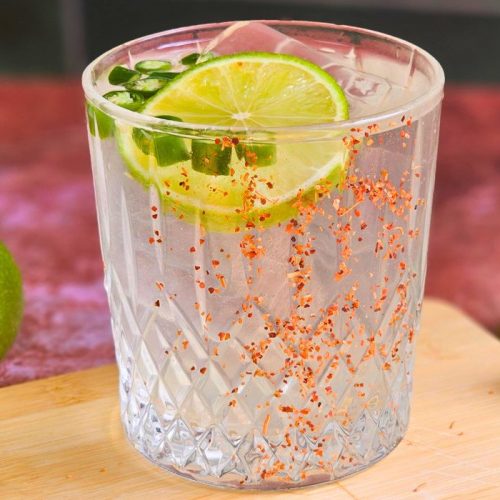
[116,52,349,231]
[144,52,348,126]
[0,242,23,359]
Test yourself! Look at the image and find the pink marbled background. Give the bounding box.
[0,80,499,387]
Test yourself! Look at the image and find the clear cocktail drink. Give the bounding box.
[83,21,444,489]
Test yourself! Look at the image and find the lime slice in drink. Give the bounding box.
[116,52,349,231]
[144,52,348,125]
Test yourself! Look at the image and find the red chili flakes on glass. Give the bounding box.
[262,414,271,435]
[409,328,415,343]
[279,405,294,413]
[154,299,160,307]
[182,340,189,350]
[200,367,207,375]
[148,237,155,244]
[240,234,265,259]
[216,274,227,288]
[190,246,196,253]
[211,259,220,268]
[218,332,231,341]
[229,399,237,407]
[335,262,350,281]
[155,281,165,291]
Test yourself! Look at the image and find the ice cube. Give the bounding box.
[203,21,337,67]
[335,67,392,115]
[203,22,393,118]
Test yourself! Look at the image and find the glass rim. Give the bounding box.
[82,19,445,138]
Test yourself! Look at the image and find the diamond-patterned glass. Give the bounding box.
[85,22,442,490]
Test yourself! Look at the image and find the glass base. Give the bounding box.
[121,409,408,490]
[126,428,405,490]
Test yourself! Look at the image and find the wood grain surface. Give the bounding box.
[1,299,499,499]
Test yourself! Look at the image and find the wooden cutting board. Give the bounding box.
[1,299,499,499]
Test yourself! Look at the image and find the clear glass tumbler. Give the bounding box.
[83,21,444,489]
